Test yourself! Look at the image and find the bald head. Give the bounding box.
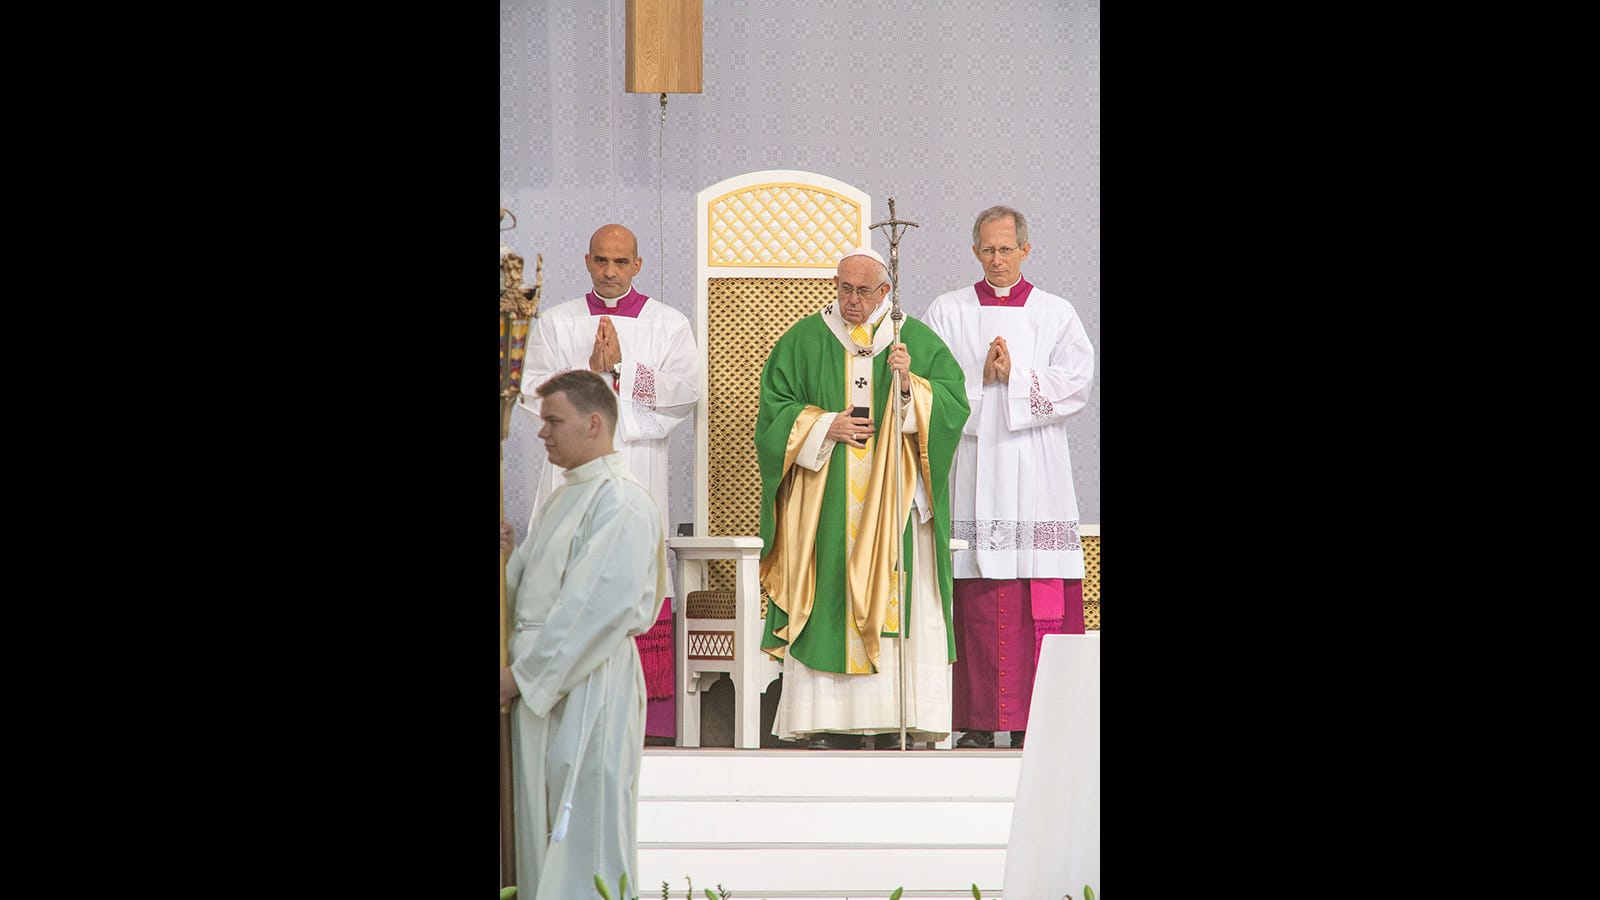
[585,224,643,299]
[590,223,639,257]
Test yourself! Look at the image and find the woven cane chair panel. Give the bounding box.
[1082,534,1100,630]
[688,630,736,660]
[705,276,835,602]
[685,590,736,619]
[706,183,863,268]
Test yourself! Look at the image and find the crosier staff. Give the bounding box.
[870,199,918,751]
[499,207,541,888]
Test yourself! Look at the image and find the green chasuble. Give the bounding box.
[756,310,969,675]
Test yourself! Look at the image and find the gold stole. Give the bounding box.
[760,319,934,673]
[843,322,877,672]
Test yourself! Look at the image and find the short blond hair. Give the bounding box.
[536,369,617,432]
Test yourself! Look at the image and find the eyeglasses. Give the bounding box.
[977,246,1020,259]
[837,282,886,300]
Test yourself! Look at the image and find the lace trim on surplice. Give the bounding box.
[952,519,1080,552]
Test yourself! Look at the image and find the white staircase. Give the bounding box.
[637,748,1022,900]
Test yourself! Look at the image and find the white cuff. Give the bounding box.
[798,412,837,471]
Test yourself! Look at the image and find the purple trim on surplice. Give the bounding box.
[586,287,649,318]
[974,276,1034,307]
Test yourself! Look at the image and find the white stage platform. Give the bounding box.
[639,748,1023,899]
[636,633,1100,899]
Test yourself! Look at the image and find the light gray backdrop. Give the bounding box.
[500,0,1099,544]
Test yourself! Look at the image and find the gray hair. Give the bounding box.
[972,205,1030,248]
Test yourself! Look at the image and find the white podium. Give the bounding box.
[1003,632,1100,899]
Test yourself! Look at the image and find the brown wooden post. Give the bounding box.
[625,0,704,94]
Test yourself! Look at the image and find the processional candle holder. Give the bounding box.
[500,257,542,441]
[499,218,541,671]
[499,207,541,890]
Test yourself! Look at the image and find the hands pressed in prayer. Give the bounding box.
[501,522,514,557]
[589,315,622,374]
[983,336,1010,385]
[827,407,876,449]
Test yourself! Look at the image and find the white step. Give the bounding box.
[638,748,1022,899]
[640,799,1015,844]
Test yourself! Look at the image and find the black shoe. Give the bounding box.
[805,732,856,751]
[1009,730,1026,749]
[955,730,995,749]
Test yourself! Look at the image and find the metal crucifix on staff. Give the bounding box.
[870,197,920,752]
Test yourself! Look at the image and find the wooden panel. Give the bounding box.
[626,0,703,94]
[706,183,864,267]
[705,276,834,596]
[1083,532,1100,629]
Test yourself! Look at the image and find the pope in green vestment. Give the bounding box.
[755,250,969,742]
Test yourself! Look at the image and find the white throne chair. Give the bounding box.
[668,170,872,748]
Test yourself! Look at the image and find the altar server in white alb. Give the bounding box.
[500,369,668,900]
[924,205,1095,751]
[517,223,701,744]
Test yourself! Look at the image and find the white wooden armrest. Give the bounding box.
[667,535,765,558]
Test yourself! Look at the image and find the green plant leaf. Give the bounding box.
[1084,886,1095,900]
[703,891,716,900]
[619,872,630,900]
[888,889,903,900]
[499,889,517,900]
[594,873,612,900]
[971,885,983,899]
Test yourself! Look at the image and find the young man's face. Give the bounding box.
[536,389,592,470]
